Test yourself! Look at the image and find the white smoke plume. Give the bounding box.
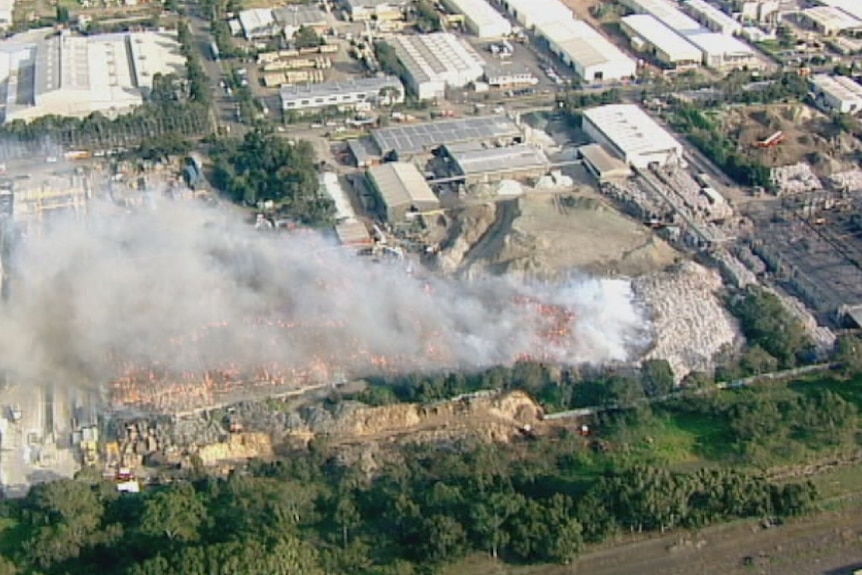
[0,201,651,404]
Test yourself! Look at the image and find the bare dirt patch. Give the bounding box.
[721,103,862,175]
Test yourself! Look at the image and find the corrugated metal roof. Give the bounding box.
[441,0,511,36]
[449,143,548,176]
[537,19,635,70]
[621,14,702,62]
[368,162,439,208]
[372,114,521,156]
[583,104,683,160]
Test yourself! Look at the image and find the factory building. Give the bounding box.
[340,0,408,21]
[272,5,328,38]
[388,33,485,100]
[685,31,756,68]
[280,75,404,113]
[578,143,632,182]
[367,162,440,221]
[445,143,549,184]
[0,31,185,123]
[810,74,862,114]
[238,8,278,39]
[371,114,522,158]
[495,0,573,30]
[535,18,637,82]
[620,0,703,33]
[798,6,862,35]
[739,0,780,25]
[813,0,862,23]
[683,0,741,35]
[621,14,702,68]
[0,0,13,29]
[441,0,511,38]
[582,104,683,169]
[483,63,538,87]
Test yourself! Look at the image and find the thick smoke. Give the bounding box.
[0,201,651,392]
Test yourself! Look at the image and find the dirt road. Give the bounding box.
[453,503,862,575]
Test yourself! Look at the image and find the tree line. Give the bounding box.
[0,434,819,575]
[211,127,335,225]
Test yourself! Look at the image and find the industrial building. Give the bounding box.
[441,0,511,38]
[682,0,741,35]
[620,0,703,33]
[621,14,702,67]
[371,114,522,158]
[798,6,862,35]
[272,5,328,38]
[0,0,13,29]
[813,0,862,23]
[280,75,404,113]
[535,18,637,82]
[582,104,684,169]
[495,0,573,30]
[810,74,862,114]
[685,31,755,68]
[578,143,632,181]
[388,33,486,100]
[367,162,440,221]
[483,63,538,87]
[739,0,779,24]
[0,31,185,123]
[340,0,408,21]
[445,143,549,184]
[238,8,278,39]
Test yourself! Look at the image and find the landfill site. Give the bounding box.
[0,96,859,494]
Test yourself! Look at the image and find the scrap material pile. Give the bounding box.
[770,163,823,196]
[828,169,862,193]
[107,296,583,414]
[636,262,739,380]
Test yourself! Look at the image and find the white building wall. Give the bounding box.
[441,0,511,38]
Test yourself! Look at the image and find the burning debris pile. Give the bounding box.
[0,202,651,414]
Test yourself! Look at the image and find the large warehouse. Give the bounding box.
[341,0,408,21]
[388,33,485,100]
[445,143,549,184]
[682,0,741,35]
[685,31,755,68]
[536,18,636,82]
[367,162,440,221]
[621,14,702,67]
[496,0,573,29]
[810,74,862,114]
[280,76,404,113]
[0,31,185,123]
[371,114,522,157]
[441,0,511,38]
[582,104,683,169]
[620,0,702,33]
[813,0,862,22]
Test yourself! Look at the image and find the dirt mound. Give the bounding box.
[196,432,274,465]
[287,390,543,445]
[436,203,497,273]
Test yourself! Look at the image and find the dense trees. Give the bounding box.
[211,128,335,225]
[0,435,819,575]
[294,26,322,49]
[728,286,813,368]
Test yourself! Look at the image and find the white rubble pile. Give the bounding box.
[770,163,822,196]
[636,262,740,380]
[534,170,574,190]
[495,179,524,197]
[766,287,836,352]
[828,169,862,193]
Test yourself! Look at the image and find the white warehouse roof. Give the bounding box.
[536,18,636,81]
[622,14,702,62]
[582,104,683,167]
[801,6,862,32]
[814,0,862,22]
[1,31,185,123]
[497,0,573,29]
[368,161,439,210]
[623,0,703,32]
[441,0,511,38]
[683,0,741,35]
[389,32,485,91]
[685,31,753,59]
[811,74,862,102]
